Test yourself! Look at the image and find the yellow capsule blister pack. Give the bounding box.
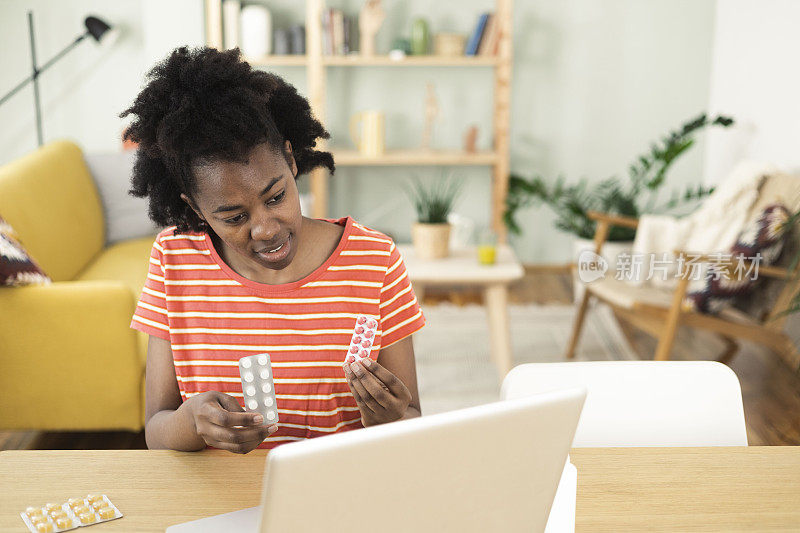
[20,494,122,532]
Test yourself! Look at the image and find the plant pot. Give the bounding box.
[572,238,634,303]
[412,222,451,260]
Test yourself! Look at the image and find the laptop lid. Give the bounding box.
[258,387,586,533]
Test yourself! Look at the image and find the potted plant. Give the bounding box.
[503,112,733,298]
[406,174,462,259]
[504,113,733,240]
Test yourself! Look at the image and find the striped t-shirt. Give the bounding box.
[131,216,425,449]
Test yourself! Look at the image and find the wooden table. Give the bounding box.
[1,447,797,532]
[397,244,524,379]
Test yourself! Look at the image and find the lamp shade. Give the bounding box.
[84,16,112,42]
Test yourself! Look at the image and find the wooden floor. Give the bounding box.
[2,267,798,449]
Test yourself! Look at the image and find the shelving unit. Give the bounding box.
[244,55,501,67]
[332,149,498,167]
[243,55,308,67]
[205,0,513,240]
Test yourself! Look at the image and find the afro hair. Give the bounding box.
[120,46,335,234]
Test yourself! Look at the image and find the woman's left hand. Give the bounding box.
[343,356,412,427]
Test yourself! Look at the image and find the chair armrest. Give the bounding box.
[0,280,144,431]
[582,212,639,256]
[586,211,640,229]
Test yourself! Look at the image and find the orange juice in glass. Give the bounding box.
[477,228,497,265]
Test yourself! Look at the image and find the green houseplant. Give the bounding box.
[406,174,462,259]
[503,112,735,242]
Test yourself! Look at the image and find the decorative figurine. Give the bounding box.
[464,125,479,153]
[421,83,439,150]
[359,0,385,57]
[434,33,467,57]
[389,37,410,60]
[410,17,430,55]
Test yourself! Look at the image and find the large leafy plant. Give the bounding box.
[406,174,462,224]
[504,113,735,241]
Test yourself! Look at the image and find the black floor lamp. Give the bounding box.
[0,12,115,147]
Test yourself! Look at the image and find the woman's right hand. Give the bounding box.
[183,391,278,453]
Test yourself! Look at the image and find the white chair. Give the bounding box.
[501,361,747,447]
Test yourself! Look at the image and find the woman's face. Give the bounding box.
[184,141,302,273]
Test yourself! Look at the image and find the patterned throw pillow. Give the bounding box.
[0,216,51,286]
[684,204,790,314]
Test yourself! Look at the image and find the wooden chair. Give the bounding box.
[565,173,800,370]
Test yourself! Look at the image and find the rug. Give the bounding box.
[413,303,637,414]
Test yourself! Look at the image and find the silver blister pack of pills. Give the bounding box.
[239,353,279,425]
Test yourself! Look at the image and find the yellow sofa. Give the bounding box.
[0,140,154,431]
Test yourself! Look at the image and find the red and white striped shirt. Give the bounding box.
[131,217,425,449]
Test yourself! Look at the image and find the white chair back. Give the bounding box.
[501,361,747,447]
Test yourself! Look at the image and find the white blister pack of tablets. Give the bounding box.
[239,353,279,425]
[20,494,122,532]
[346,315,379,362]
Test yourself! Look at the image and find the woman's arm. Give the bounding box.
[144,335,278,452]
[377,335,421,419]
[144,334,206,450]
[343,335,422,426]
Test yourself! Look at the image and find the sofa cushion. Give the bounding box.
[588,276,673,310]
[729,173,800,322]
[76,234,157,300]
[0,216,51,286]
[83,151,161,246]
[0,140,104,281]
[684,204,791,314]
[77,234,156,369]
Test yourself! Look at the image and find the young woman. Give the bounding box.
[123,47,425,453]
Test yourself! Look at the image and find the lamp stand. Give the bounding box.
[0,11,90,147]
[28,11,43,146]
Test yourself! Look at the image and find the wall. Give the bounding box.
[0,0,203,164]
[0,0,716,263]
[702,0,800,342]
[703,0,800,184]
[504,0,716,262]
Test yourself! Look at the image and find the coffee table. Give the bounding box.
[397,244,524,379]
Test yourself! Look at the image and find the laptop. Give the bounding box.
[167,387,586,533]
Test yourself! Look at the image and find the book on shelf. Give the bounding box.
[322,9,332,55]
[290,25,305,54]
[465,12,490,56]
[332,9,344,55]
[322,8,356,55]
[342,14,351,54]
[477,13,499,56]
